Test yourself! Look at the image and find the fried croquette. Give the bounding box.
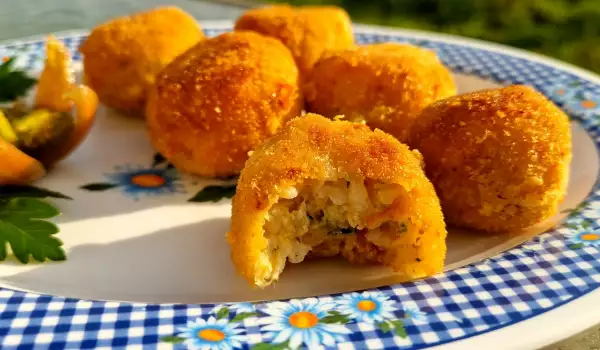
[234,5,355,76]
[79,6,204,114]
[408,85,572,233]
[227,113,447,288]
[304,43,456,142]
[146,31,302,177]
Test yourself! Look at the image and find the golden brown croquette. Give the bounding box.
[227,113,447,288]
[146,31,303,178]
[304,43,457,142]
[234,5,355,76]
[408,85,572,233]
[79,6,205,114]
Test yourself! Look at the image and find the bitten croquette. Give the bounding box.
[234,5,355,76]
[146,31,303,178]
[79,6,205,114]
[227,113,447,288]
[304,43,456,142]
[408,85,572,233]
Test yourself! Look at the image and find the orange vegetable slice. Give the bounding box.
[32,35,99,168]
[0,137,46,184]
[35,35,75,112]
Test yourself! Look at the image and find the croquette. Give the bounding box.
[227,113,448,288]
[408,85,572,233]
[304,43,457,142]
[146,31,303,177]
[79,6,204,114]
[234,5,355,76]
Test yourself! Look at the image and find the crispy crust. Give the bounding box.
[227,113,447,287]
[408,85,572,232]
[79,6,204,113]
[234,5,355,76]
[304,43,456,142]
[146,31,303,177]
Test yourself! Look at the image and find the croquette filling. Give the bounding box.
[259,178,412,284]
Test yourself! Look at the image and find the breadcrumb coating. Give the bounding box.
[146,31,303,177]
[234,5,355,76]
[79,6,205,113]
[227,113,447,288]
[408,85,572,233]
[304,43,456,142]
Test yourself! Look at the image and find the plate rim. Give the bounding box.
[0,21,598,350]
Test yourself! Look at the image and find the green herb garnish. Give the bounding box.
[0,185,70,263]
[0,198,65,263]
[398,222,408,234]
[0,57,37,102]
[328,227,356,236]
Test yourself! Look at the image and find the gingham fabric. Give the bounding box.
[0,25,599,350]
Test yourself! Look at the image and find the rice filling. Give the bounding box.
[259,177,411,284]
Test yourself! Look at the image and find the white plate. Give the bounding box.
[0,23,598,350]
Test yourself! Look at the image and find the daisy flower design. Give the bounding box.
[568,231,600,248]
[178,316,245,350]
[563,90,600,119]
[81,164,185,200]
[403,304,427,323]
[539,79,578,105]
[212,302,256,315]
[259,298,351,349]
[336,291,397,323]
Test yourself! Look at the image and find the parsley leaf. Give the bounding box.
[0,198,66,263]
[0,57,37,102]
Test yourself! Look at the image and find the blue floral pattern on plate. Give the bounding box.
[0,24,599,350]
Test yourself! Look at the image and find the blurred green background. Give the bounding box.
[268,0,600,74]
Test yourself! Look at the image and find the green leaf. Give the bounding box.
[0,57,37,102]
[231,312,258,322]
[188,185,237,203]
[0,235,6,260]
[0,198,59,219]
[394,320,408,338]
[252,341,289,350]
[0,218,65,263]
[217,307,230,320]
[80,183,119,191]
[152,153,167,167]
[563,201,589,215]
[320,313,351,324]
[568,243,585,250]
[160,335,186,344]
[0,57,15,75]
[377,321,392,334]
[581,221,591,229]
[0,185,72,200]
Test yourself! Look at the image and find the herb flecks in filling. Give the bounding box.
[258,178,412,284]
